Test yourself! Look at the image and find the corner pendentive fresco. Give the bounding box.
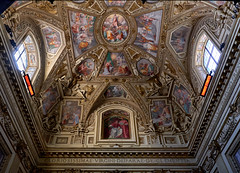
[42,86,60,115]
[100,52,131,76]
[42,27,61,54]
[69,11,97,58]
[75,58,95,76]
[61,101,81,127]
[104,85,127,98]
[150,100,172,128]
[170,26,191,54]
[136,59,154,76]
[103,14,128,44]
[173,84,191,114]
[134,10,162,57]
[103,109,130,139]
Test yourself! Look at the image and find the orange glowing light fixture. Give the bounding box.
[200,74,212,97]
[23,73,35,96]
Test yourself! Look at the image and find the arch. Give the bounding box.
[195,31,221,76]
[14,32,40,82]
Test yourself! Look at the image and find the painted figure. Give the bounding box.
[76,59,94,76]
[102,14,128,43]
[134,10,162,57]
[42,27,61,54]
[69,11,96,58]
[104,85,127,98]
[62,101,81,126]
[150,100,172,127]
[173,85,191,114]
[105,0,126,7]
[100,52,131,76]
[137,59,154,76]
[42,86,59,115]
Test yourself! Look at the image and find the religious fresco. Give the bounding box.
[150,100,172,128]
[103,14,128,43]
[134,10,162,57]
[209,1,226,6]
[62,101,81,126]
[42,86,60,115]
[11,1,28,9]
[136,59,154,76]
[104,85,127,98]
[170,26,190,54]
[104,0,126,7]
[173,85,191,114]
[103,109,130,139]
[69,11,97,58]
[75,58,94,76]
[99,52,131,76]
[42,27,61,54]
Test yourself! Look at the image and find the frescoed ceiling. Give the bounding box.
[1,0,230,168]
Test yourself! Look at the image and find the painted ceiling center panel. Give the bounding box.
[69,11,97,58]
[103,14,128,44]
[134,10,162,57]
[99,52,131,76]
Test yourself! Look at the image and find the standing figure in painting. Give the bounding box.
[119,117,129,138]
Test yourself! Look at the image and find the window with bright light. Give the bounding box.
[195,33,221,75]
[14,35,38,79]
[203,40,221,74]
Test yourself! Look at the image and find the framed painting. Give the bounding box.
[61,100,82,127]
[134,10,162,57]
[103,109,130,139]
[99,52,131,76]
[95,105,138,144]
[42,85,60,115]
[172,84,191,114]
[104,85,127,98]
[150,100,172,128]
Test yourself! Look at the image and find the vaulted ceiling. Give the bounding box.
[1,0,230,170]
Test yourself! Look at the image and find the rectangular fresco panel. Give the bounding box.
[62,101,81,126]
[134,10,162,57]
[42,86,59,115]
[103,109,130,139]
[42,27,61,54]
[100,52,131,76]
[173,85,191,114]
[150,100,172,128]
[69,11,97,58]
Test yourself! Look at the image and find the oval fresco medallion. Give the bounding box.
[76,58,94,76]
[136,59,154,76]
[102,14,128,44]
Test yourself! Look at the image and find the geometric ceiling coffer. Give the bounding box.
[42,27,62,55]
[170,26,191,54]
[134,10,163,57]
[69,11,97,58]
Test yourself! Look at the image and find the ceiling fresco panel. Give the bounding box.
[134,10,163,57]
[69,11,97,58]
[104,0,126,7]
[99,52,131,76]
[42,27,62,54]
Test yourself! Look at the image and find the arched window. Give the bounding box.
[195,33,221,75]
[14,35,38,80]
